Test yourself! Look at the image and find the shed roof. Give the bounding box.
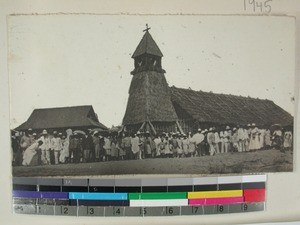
[15,105,108,131]
[170,86,293,127]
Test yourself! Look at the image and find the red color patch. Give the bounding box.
[244,189,265,202]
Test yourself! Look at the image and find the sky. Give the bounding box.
[8,15,295,128]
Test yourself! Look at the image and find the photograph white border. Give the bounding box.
[0,0,299,224]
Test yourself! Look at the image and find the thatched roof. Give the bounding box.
[122,71,178,125]
[132,31,163,58]
[170,86,293,127]
[15,105,108,131]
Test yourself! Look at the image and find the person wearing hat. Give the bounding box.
[187,132,196,157]
[121,132,132,160]
[176,133,183,158]
[213,127,221,154]
[220,127,229,153]
[170,133,178,158]
[160,135,170,158]
[135,131,144,159]
[20,129,34,153]
[237,125,245,152]
[54,132,63,164]
[92,131,101,162]
[144,131,154,159]
[59,134,71,164]
[192,128,204,157]
[283,129,293,151]
[49,131,60,164]
[153,134,162,158]
[81,131,95,163]
[207,128,217,156]
[21,140,43,166]
[11,131,20,166]
[249,123,260,151]
[231,128,239,152]
[200,129,209,156]
[37,129,50,165]
[181,134,189,157]
[69,132,81,163]
[264,127,272,150]
[131,133,140,160]
[32,132,42,164]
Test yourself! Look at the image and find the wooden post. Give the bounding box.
[148,121,157,135]
[176,120,184,134]
[138,122,146,132]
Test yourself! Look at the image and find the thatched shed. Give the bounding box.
[170,86,293,133]
[15,105,108,133]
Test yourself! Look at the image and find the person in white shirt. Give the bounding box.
[249,123,260,151]
[221,126,230,153]
[243,126,250,152]
[52,132,62,164]
[192,128,204,157]
[49,131,58,164]
[182,134,189,157]
[237,126,245,152]
[38,129,50,165]
[22,140,43,166]
[213,127,221,154]
[131,133,140,159]
[207,128,216,156]
[154,135,162,158]
[283,130,292,151]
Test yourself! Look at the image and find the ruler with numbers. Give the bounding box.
[12,175,266,217]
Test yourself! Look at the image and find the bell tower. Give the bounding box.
[131,24,165,75]
[122,25,179,134]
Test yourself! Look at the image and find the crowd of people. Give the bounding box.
[11,123,293,167]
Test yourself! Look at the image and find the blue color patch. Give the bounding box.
[69,192,128,200]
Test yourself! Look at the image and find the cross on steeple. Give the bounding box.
[143,24,151,32]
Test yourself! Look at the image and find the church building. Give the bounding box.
[122,26,293,135]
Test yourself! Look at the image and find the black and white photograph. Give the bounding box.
[9,15,295,177]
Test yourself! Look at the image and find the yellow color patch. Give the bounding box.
[188,190,243,199]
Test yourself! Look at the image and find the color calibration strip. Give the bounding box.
[12,175,266,216]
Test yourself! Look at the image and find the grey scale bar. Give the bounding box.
[167,178,193,186]
[192,177,218,185]
[115,178,142,187]
[13,177,38,185]
[141,178,168,186]
[63,179,88,186]
[37,178,63,186]
[89,179,115,187]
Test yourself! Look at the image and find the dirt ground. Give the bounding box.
[13,149,293,177]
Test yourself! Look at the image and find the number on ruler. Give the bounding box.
[242,203,248,211]
[63,207,68,214]
[114,207,121,215]
[166,207,173,215]
[14,205,24,212]
[88,207,94,215]
[192,206,199,214]
[37,206,41,213]
[218,205,224,212]
[140,207,147,215]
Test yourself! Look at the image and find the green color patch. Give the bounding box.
[128,192,187,200]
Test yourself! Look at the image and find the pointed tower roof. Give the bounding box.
[132,31,163,58]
